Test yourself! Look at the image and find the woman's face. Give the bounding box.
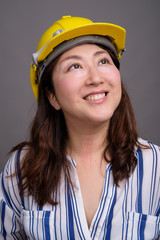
[48,43,122,129]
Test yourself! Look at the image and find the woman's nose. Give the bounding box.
[85,67,104,86]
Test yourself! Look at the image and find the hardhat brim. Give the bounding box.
[36,22,126,63]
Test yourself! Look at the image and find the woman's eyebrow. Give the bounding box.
[93,50,108,56]
[59,55,82,64]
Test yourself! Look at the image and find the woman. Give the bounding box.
[0,15,160,239]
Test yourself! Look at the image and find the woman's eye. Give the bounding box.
[99,58,108,65]
[68,64,80,71]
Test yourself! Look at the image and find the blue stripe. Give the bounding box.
[37,206,42,239]
[67,184,75,239]
[137,148,143,213]
[155,198,160,216]
[71,184,85,239]
[148,142,155,213]
[1,200,6,238]
[29,211,32,237]
[70,157,77,168]
[136,213,141,240]
[42,211,46,240]
[121,179,129,240]
[125,212,129,240]
[102,173,115,239]
[44,211,51,240]
[131,213,134,240]
[59,187,63,240]
[1,172,12,208]
[105,187,117,239]
[9,177,21,216]
[37,210,40,240]
[16,150,25,208]
[54,192,57,240]
[7,190,20,218]
[139,214,147,240]
[7,156,21,216]
[11,213,16,238]
[148,142,157,214]
[151,144,157,213]
[155,170,160,216]
[32,211,35,239]
[65,178,70,240]
[91,170,110,238]
[155,217,160,236]
[37,207,42,239]
[130,172,134,210]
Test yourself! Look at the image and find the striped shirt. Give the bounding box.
[0,138,160,239]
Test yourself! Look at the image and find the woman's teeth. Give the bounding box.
[85,93,105,101]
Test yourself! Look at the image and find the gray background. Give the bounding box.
[0,1,160,172]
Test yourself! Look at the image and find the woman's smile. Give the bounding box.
[83,91,108,102]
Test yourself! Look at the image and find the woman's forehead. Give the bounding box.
[57,43,110,62]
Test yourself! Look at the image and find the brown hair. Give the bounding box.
[11,46,142,206]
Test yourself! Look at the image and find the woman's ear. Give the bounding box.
[45,89,61,110]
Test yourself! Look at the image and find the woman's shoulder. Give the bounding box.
[137,137,160,156]
[1,148,28,178]
[0,148,29,200]
[135,137,160,176]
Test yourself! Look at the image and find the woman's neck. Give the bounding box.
[67,122,109,167]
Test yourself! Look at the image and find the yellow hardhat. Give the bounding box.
[30,15,126,100]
